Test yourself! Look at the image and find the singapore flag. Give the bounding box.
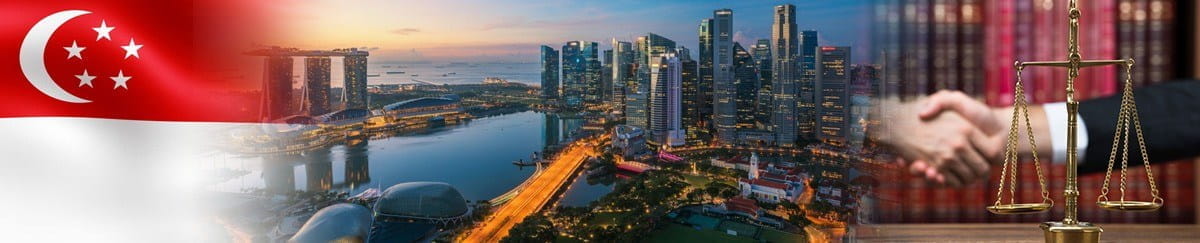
[0,1,275,241]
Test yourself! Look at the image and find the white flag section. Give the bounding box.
[0,117,246,242]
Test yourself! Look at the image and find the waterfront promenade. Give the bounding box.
[461,135,602,242]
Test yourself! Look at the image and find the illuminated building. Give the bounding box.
[712,8,736,144]
[540,45,560,98]
[341,48,369,109]
[561,41,600,107]
[733,42,758,129]
[304,56,332,116]
[602,49,613,103]
[798,30,818,141]
[752,39,773,129]
[649,53,685,147]
[612,40,635,116]
[697,18,714,135]
[678,46,701,143]
[262,55,293,120]
[771,4,798,146]
[816,46,850,144]
[611,125,647,158]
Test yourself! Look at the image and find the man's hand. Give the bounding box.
[912,91,1008,184]
[871,96,998,187]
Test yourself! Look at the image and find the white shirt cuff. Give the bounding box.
[1043,102,1088,164]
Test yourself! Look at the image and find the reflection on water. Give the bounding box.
[208,111,611,204]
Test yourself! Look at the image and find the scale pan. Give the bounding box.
[986,203,1052,214]
[1097,201,1161,212]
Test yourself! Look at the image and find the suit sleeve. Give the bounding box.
[1078,80,1200,173]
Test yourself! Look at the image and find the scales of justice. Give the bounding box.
[983,0,1162,242]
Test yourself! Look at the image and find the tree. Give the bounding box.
[501,214,558,243]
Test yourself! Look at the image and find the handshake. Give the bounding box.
[869,91,1052,187]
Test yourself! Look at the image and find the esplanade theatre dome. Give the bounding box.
[289,203,373,243]
[375,182,470,220]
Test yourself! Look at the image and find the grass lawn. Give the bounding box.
[759,228,806,243]
[589,212,621,226]
[716,220,760,238]
[681,173,713,187]
[644,224,755,243]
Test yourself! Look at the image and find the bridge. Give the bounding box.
[489,156,548,205]
[664,144,806,155]
[461,135,602,242]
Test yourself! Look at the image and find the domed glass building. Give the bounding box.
[369,182,472,242]
[289,203,373,243]
[374,182,470,222]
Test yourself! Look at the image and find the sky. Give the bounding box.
[267,0,874,64]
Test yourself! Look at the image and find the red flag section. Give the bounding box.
[0,1,278,122]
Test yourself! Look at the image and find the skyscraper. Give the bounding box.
[697,18,714,136]
[732,42,758,129]
[628,34,674,129]
[262,56,293,120]
[626,38,649,128]
[562,42,581,106]
[561,41,598,107]
[649,53,685,147]
[540,45,560,98]
[815,46,850,144]
[582,42,602,104]
[678,46,701,144]
[712,8,736,144]
[602,49,613,103]
[342,48,369,109]
[751,39,773,129]
[612,40,634,116]
[798,30,819,141]
[771,4,798,147]
[304,56,331,116]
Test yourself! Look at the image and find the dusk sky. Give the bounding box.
[269,0,873,64]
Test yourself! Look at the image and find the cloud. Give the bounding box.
[389,28,421,35]
[477,12,611,32]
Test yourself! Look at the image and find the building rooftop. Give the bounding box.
[290,203,373,243]
[375,182,469,219]
[742,178,790,190]
[382,97,459,111]
[726,197,760,217]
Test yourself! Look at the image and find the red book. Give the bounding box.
[906,175,930,222]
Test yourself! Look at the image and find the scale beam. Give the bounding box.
[1019,60,1130,68]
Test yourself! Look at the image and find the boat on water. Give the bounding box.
[386,71,405,74]
[367,74,381,77]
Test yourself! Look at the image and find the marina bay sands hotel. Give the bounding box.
[246,47,370,121]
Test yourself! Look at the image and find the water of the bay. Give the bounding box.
[205,111,614,205]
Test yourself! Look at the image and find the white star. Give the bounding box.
[93,20,115,41]
[64,40,85,60]
[111,70,131,90]
[122,38,143,59]
[76,69,96,88]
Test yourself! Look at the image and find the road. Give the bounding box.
[461,136,599,242]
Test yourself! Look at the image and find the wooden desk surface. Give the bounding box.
[853,224,1200,242]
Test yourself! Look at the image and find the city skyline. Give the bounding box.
[267,0,873,63]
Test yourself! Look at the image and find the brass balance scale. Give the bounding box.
[982,0,1163,242]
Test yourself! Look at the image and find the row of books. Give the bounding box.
[869,0,1191,223]
[871,159,1195,223]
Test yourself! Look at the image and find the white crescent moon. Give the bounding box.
[20,10,91,103]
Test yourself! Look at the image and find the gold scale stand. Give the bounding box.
[983,0,1162,242]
